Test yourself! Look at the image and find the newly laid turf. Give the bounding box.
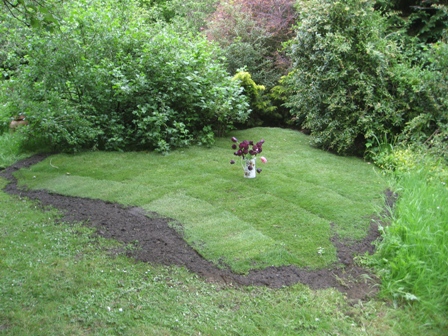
[0,176,427,335]
[16,128,387,273]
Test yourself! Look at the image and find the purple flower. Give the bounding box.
[239,141,249,150]
[229,137,267,176]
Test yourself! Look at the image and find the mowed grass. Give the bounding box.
[0,176,430,336]
[16,128,386,273]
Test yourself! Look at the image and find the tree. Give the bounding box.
[1,0,59,30]
[205,0,296,89]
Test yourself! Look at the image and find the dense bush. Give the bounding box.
[138,0,219,33]
[284,0,444,155]
[421,38,448,162]
[205,0,296,90]
[0,0,250,152]
[375,0,448,44]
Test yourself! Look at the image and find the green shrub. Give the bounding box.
[2,0,250,152]
[204,0,296,91]
[232,70,281,127]
[284,0,441,155]
[421,39,448,162]
[375,0,448,44]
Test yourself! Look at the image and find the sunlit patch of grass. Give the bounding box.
[15,128,386,273]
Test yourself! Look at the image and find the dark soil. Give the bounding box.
[1,154,393,302]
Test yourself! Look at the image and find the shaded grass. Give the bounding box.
[15,128,386,273]
[0,132,33,169]
[0,177,437,335]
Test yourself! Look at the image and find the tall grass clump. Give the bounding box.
[0,132,30,169]
[372,151,448,329]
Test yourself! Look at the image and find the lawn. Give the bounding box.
[14,127,387,274]
[2,127,444,335]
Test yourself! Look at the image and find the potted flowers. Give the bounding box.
[230,136,267,178]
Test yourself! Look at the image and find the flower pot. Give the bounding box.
[244,158,256,178]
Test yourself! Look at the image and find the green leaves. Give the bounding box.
[284,0,442,156]
[3,0,250,152]
[1,0,59,31]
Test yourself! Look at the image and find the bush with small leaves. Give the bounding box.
[2,0,250,152]
[284,0,441,155]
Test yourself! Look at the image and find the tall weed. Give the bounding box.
[372,154,448,329]
[0,132,31,169]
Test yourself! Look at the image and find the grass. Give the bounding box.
[0,132,34,169]
[371,163,448,329]
[0,176,435,335]
[13,127,387,273]
[1,128,445,334]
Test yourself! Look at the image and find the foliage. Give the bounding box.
[204,0,296,90]
[365,134,447,329]
[375,0,448,44]
[420,38,448,162]
[1,0,250,152]
[232,70,282,127]
[0,132,33,168]
[1,0,59,30]
[284,0,443,155]
[162,0,219,32]
[233,71,266,105]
